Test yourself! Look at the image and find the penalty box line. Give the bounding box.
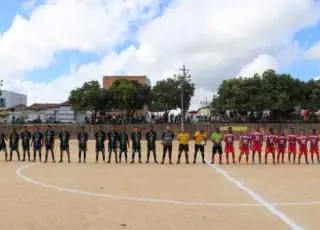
[205,160,303,230]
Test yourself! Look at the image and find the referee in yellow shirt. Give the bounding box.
[177,128,190,164]
[193,129,207,164]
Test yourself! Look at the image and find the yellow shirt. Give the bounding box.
[194,131,206,145]
[177,132,190,145]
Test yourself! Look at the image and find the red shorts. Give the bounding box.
[265,145,275,153]
[252,143,262,152]
[310,145,319,153]
[299,145,307,154]
[278,146,286,153]
[225,144,234,153]
[288,144,296,154]
[240,145,249,154]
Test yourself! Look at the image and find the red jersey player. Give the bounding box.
[239,130,250,164]
[276,131,286,164]
[298,129,309,164]
[287,128,297,164]
[309,129,320,164]
[251,127,263,164]
[224,127,236,164]
[265,128,276,164]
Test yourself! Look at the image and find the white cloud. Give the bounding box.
[238,54,278,77]
[1,0,320,109]
[0,0,159,78]
[305,41,320,59]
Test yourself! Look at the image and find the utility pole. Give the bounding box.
[178,65,190,130]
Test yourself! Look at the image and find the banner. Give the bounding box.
[220,126,247,131]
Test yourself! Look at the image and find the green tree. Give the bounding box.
[212,69,306,120]
[151,76,195,115]
[109,78,151,116]
[68,81,112,116]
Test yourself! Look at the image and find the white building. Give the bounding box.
[0,90,27,109]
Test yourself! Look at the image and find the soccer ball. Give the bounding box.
[201,140,206,146]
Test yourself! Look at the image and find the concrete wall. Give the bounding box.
[0,90,27,108]
[0,123,318,139]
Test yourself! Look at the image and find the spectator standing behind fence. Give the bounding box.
[161,125,174,164]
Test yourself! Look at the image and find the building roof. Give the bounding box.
[60,101,70,106]
[27,103,60,110]
[2,104,27,111]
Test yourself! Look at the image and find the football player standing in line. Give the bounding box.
[161,125,174,164]
[95,126,106,163]
[130,127,142,164]
[31,127,43,162]
[44,125,56,163]
[58,125,71,163]
[210,127,223,164]
[9,128,20,161]
[224,127,236,164]
[146,126,158,163]
[107,126,119,163]
[0,129,8,161]
[193,129,207,164]
[77,126,88,163]
[118,128,130,163]
[176,127,190,164]
[21,126,32,162]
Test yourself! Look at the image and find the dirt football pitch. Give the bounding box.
[0,140,319,230]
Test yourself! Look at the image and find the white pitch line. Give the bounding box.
[15,163,320,210]
[16,163,260,207]
[206,161,303,230]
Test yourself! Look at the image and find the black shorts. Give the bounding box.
[212,145,223,154]
[34,146,42,151]
[46,145,53,151]
[0,145,6,152]
[60,146,69,151]
[132,148,141,153]
[96,146,105,152]
[195,144,204,153]
[108,146,117,152]
[147,146,156,152]
[179,144,189,152]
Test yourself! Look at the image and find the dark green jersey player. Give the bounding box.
[58,126,71,163]
[95,126,106,163]
[0,132,8,161]
[107,126,119,163]
[146,127,158,163]
[9,128,20,161]
[77,126,88,163]
[21,126,31,162]
[130,127,142,164]
[44,125,56,163]
[118,130,129,163]
[31,127,43,162]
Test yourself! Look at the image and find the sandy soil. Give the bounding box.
[0,140,319,230]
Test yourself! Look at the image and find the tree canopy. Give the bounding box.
[150,76,195,113]
[68,75,195,117]
[212,69,320,119]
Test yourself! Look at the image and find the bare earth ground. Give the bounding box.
[0,140,319,230]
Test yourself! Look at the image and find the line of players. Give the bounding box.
[0,125,177,164]
[0,125,318,165]
[235,127,320,165]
